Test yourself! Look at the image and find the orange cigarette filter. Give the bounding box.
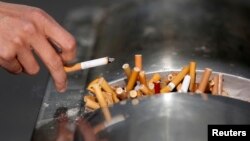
[115,87,127,100]
[64,63,81,73]
[196,68,212,94]
[85,98,100,110]
[122,63,131,79]
[189,61,196,92]
[139,84,153,95]
[92,84,108,108]
[129,90,138,98]
[135,54,142,70]
[99,77,120,103]
[148,73,161,84]
[139,71,148,87]
[87,77,100,93]
[84,95,96,102]
[126,67,140,91]
[103,92,114,106]
[161,66,190,93]
[212,75,219,95]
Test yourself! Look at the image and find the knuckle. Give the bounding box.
[12,37,24,47]
[22,22,37,35]
[66,37,76,52]
[30,8,47,19]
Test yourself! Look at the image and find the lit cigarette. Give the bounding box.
[64,57,115,73]
[92,84,107,108]
[161,66,189,93]
[139,84,153,95]
[115,87,127,100]
[196,68,212,94]
[122,63,131,79]
[129,90,138,99]
[139,71,148,88]
[148,73,161,84]
[126,67,140,91]
[135,54,142,70]
[189,61,196,92]
[218,73,223,95]
[85,97,100,110]
[212,75,219,95]
[99,77,120,103]
[179,75,191,93]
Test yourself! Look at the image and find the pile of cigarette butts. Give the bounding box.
[83,54,227,111]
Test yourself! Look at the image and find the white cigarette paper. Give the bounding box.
[179,75,191,93]
[81,57,109,69]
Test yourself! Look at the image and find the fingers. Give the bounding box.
[32,10,76,63]
[31,35,67,92]
[0,58,22,74]
[17,46,40,75]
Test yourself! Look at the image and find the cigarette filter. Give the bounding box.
[116,87,127,100]
[87,78,100,93]
[83,95,96,102]
[148,73,161,84]
[196,68,212,94]
[99,77,120,103]
[92,84,107,108]
[139,84,153,95]
[139,71,148,87]
[129,90,138,98]
[180,75,191,93]
[189,61,196,92]
[64,57,114,73]
[122,63,131,79]
[126,67,140,91]
[161,66,189,93]
[135,54,142,70]
[85,98,100,110]
[212,75,219,95]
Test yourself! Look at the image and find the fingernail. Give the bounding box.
[58,80,68,93]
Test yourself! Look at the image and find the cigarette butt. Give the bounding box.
[139,71,148,87]
[137,90,143,97]
[177,83,182,92]
[149,73,161,84]
[92,84,107,108]
[148,82,155,94]
[101,107,112,122]
[218,73,223,95]
[180,75,191,93]
[126,67,140,91]
[122,63,131,79]
[212,75,219,95]
[103,92,114,106]
[129,90,138,98]
[135,54,142,70]
[99,77,120,103]
[189,61,196,92]
[167,73,177,81]
[87,78,100,93]
[64,57,114,73]
[85,98,100,110]
[154,81,161,94]
[196,68,212,94]
[83,95,96,102]
[139,84,153,95]
[116,87,127,100]
[161,66,189,93]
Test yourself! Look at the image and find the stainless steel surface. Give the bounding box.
[33,0,250,140]
[80,94,250,141]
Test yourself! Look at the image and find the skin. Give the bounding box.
[0,2,76,92]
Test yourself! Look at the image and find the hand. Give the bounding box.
[0,2,76,92]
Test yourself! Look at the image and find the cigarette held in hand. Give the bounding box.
[64,57,115,73]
